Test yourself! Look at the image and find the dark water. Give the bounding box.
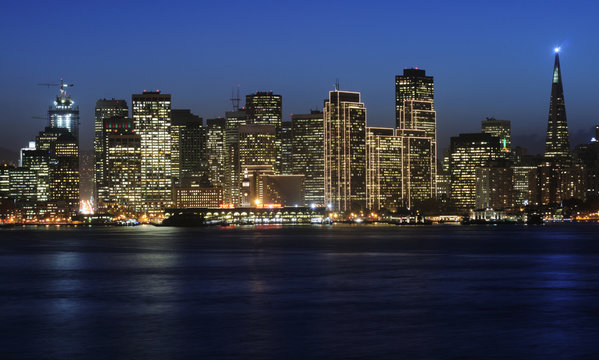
[1,224,599,359]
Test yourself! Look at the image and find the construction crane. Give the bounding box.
[38,78,74,99]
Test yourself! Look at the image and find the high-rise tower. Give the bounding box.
[324,90,367,213]
[395,68,434,129]
[545,48,571,161]
[132,90,172,216]
[395,68,437,208]
[94,99,128,204]
[246,91,283,172]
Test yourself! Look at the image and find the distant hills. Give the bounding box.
[0,147,18,164]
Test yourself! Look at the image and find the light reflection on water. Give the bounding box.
[1,224,599,359]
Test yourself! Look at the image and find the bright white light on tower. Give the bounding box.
[554,47,561,53]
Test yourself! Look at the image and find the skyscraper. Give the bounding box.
[238,124,278,172]
[292,111,324,205]
[103,117,141,214]
[48,85,80,140]
[395,69,437,208]
[21,149,50,204]
[395,68,434,129]
[280,121,293,173]
[132,90,172,216]
[224,109,248,205]
[545,49,571,160]
[366,127,402,211]
[170,109,205,187]
[450,133,501,211]
[94,99,128,202]
[475,160,514,209]
[246,91,283,171]
[482,118,511,152]
[324,90,367,213]
[205,118,227,188]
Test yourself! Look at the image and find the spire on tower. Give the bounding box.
[544,47,571,161]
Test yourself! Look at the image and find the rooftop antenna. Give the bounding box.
[334,79,340,91]
[230,84,241,111]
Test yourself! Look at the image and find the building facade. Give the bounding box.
[206,118,227,188]
[545,50,571,161]
[132,91,172,216]
[324,90,367,213]
[246,91,283,171]
[395,68,434,129]
[102,117,141,215]
[482,118,511,153]
[94,99,128,203]
[450,133,501,211]
[292,111,324,206]
[366,127,401,211]
[171,109,205,187]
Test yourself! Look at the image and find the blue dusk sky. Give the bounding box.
[1,0,598,156]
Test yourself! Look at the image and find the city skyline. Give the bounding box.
[1,1,599,157]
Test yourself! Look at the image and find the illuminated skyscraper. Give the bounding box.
[48,84,80,140]
[21,149,50,203]
[395,68,434,129]
[482,118,511,153]
[395,68,437,208]
[34,127,79,217]
[103,117,141,214]
[94,99,128,202]
[545,49,571,161]
[246,91,283,171]
[475,160,514,209]
[224,110,248,205]
[238,124,277,172]
[171,109,205,187]
[206,118,227,188]
[450,133,501,211]
[324,90,367,213]
[9,168,38,219]
[366,127,402,211]
[0,163,13,200]
[132,91,172,216]
[292,111,324,205]
[280,121,293,174]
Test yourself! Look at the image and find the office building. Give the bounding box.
[21,149,50,203]
[366,127,402,211]
[513,165,538,207]
[246,91,283,171]
[324,90,367,213]
[224,109,247,205]
[537,162,585,205]
[171,109,205,186]
[395,68,434,129]
[132,90,172,216]
[94,99,128,201]
[545,49,571,161]
[292,111,325,205]
[206,118,227,188]
[395,68,437,208]
[174,187,224,208]
[482,118,511,152]
[259,175,305,206]
[475,160,514,209]
[238,124,278,171]
[0,163,13,199]
[280,121,293,173]
[450,133,501,211]
[102,117,141,214]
